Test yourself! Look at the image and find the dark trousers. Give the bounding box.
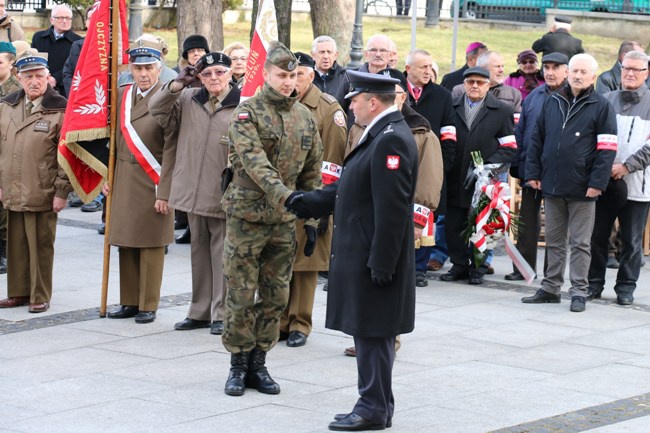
[513,186,544,274]
[352,336,396,426]
[588,179,628,293]
[415,246,432,272]
[445,205,487,275]
[396,0,411,14]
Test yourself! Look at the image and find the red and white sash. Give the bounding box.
[120,84,161,185]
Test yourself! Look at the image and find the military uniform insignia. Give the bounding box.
[287,61,296,71]
[301,136,312,150]
[206,54,214,65]
[333,110,345,127]
[383,124,394,134]
[386,155,400,170]
[33,120,50,132]
[238,111,250,121]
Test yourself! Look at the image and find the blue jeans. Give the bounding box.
[429,215,448,264]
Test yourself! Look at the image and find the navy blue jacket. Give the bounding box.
[526,84,617,200]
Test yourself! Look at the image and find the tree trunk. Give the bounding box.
[274,0,293,48]
[177,0,224,57]
[308,0,355,65]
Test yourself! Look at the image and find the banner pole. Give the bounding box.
[100,0,121,317]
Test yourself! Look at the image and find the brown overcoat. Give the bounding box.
[0,14,24,43]
[108,81,175,248]
[0,86,71,211]
[293,84,347,271]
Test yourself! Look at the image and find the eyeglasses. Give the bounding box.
[367,48,389,54]
[230,56,247,62]
[52,16,73,21]
[200,69,229,78]
[520,60,537,65]
[622,66,648,74]
[464,79,489,86]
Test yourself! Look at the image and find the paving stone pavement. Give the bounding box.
[1,206,650,433]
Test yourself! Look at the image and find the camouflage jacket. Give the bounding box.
[222,83,323,224]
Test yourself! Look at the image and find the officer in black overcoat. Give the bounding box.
[286,70,419,431]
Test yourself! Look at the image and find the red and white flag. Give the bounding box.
[57,0,129,203]
[240,0,278,100]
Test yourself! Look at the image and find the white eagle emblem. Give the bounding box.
[386,155,400,170]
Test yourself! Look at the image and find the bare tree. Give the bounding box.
[177,0,224,55]
[308,0,355,65]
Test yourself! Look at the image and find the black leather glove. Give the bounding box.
[303,226,317,257]
[371,269,393,288]
[463,166,478,191]
[174,65,197,87]
[317,216,329,235]
[285,191,314,219]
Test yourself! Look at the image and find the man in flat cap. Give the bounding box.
[103,41,175,324]
[286,70,418,431]
[0,50,71,313]
[149,51,240,336]
[532,15,584,60]
[277,51,347,348]
[440,66,516,285]
[221,41,323,397]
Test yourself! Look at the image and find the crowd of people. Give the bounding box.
[0,5,649,431]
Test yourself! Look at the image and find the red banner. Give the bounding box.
[240,0,278,99]
[57,0,129,203]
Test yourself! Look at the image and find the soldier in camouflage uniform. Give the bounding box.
[221,41,323,396]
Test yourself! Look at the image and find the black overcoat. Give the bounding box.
[303,109,418,337]
[448,93,516,209]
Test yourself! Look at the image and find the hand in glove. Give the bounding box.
[303,226,317,257]
[174,65,197,87]
[317,216,329,235]
[285,191,314,219]
[371,269,393,288]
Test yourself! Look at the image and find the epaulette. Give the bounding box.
[321,93,337,104]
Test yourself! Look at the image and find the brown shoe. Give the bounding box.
[28,302,50,313]
[344,346,357,357]
[0,296,29,308]
[427,259,443,271]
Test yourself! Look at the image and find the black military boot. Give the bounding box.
[0,238,7,274]
[224,352,249,396]
[246,348,281,394]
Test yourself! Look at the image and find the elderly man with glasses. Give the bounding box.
[149,52,241,335]
[31,4,82,96]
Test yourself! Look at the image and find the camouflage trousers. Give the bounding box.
[222,216,296,353]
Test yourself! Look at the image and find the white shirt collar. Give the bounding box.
[357,104,398,146]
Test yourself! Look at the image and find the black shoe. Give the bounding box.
[0,256,6,275]
[468,272,483,285]
[415,271,428,287]
[175,228,191,244]
[617,293,634,305]
[107,305,138,319]
[328,412,385,431]
[81,201,103,212]
[606,257,620,269]
[278,330,290,341]
[174,318,210,330]
[323,282,328,291]
[98,223,105,235]
[570,296,586,312]
[135,311,156,323]
[69,197,83,207]
[225,352,249,396]
[318,271,329,279]
[334,413,392,428]
[246,348,280,394]
[211,320,224,335]
[287,331,307,347]
[164,245,169,255]
[439,269,468,282]
[505,271,524,281]
[486,265,495,275]
[586,287,602,301]
[521,289,561,304]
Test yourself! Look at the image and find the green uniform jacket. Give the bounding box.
[222,83,323,224]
